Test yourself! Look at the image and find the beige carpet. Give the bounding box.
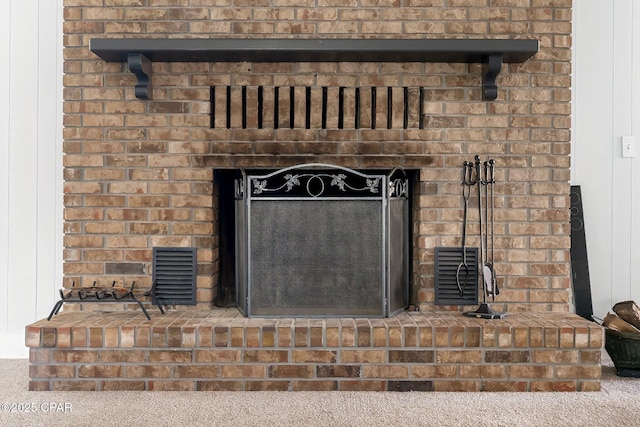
[0,352,638,427]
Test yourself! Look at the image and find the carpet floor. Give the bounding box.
[0,352,638,427]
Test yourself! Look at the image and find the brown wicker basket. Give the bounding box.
[605,328,640,377]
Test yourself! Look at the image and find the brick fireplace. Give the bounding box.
[26,0,603,392]
[60,1,574,314]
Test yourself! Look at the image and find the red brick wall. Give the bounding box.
[62,0,573,312]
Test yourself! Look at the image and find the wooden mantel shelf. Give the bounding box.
[89,38,539,101]
[90,38,538,63]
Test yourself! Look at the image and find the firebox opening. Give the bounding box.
[213,166,417,317]
[214,169,240,308]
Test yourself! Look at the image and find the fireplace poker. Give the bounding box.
[488,159,499,299]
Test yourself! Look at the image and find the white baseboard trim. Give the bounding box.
[0,334,29,358]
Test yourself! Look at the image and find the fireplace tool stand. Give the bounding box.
[464,155,506,320]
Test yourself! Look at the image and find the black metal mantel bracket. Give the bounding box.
[482,54,502,101]
[128,53,153,100]
[90,38,538,101]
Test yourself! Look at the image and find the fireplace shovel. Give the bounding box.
[482,159,500,300]
[486,159,499,300]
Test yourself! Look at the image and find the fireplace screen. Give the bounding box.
[235,163,409,317]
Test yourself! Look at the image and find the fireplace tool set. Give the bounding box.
[461,155,506,319]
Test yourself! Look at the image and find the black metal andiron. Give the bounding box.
[47,281,164,321]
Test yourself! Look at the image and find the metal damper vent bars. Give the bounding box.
[463,155,506,319]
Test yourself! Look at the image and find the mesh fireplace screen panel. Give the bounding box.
[235,200,247,315]
[249,200,384,316]
[388,199,409,315]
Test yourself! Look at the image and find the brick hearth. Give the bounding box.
[26,310,602,392]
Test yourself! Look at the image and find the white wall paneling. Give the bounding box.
[0,0,63,358]
[632,2,640,306]
[8,0,40,348]
[572,1,614,317]
[611,0,634,305]
[573,0,640,317]
[36,0,64,325]
[0,0,11,352]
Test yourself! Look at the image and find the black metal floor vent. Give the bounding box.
[152,247,197,306]
[434,247,479,306]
